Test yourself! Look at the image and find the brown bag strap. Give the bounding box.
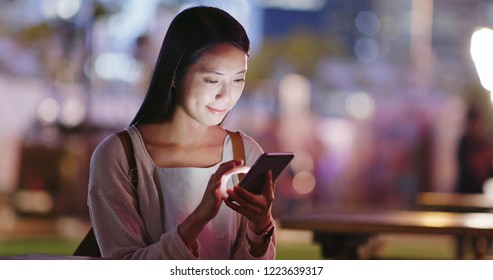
[227,130,245,181]
[116,130,138,187]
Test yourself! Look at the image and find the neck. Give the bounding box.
[138,122,224,148]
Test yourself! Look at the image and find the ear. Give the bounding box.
[172,78,176,89]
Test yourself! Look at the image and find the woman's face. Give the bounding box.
[175,43,248,126]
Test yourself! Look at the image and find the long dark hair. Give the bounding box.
[130,6,250,125]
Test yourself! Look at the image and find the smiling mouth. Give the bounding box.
[207,106,227,115]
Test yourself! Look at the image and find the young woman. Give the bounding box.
[87,6,276,259]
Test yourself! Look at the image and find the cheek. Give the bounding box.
[231,85,244,102]
[185,82,211,102]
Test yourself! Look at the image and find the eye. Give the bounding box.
[204,79,218,84]
[234,78,245,83]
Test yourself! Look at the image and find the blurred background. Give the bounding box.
[1,0,493,259]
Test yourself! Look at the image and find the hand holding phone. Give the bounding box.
[238,152,294,194]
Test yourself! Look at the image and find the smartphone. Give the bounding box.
[238,152,295,194]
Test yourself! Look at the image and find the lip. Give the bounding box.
[206,106,227,115]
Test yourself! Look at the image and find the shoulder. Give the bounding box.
[90,132,127,169]
[93,133,124,157]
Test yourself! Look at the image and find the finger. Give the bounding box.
[217,165,250,194]
[262,170,275,202]
[223,197,255,220]
[223,197,248,215]
[207,180,222,195]
[223,165,250,179]
[230,185,260,204]
[227,187,264,211]
[206,173,220,190]
[212,160,242,189]
[226,188,251,208]
[215,159,243,176]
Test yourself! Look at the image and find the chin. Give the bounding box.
[201,111,228,126]
[203,118,224,126]
[212,119,225,126]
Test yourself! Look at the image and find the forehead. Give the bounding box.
[192,44,248,73]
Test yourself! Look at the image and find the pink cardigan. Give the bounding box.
[87,126,276,259]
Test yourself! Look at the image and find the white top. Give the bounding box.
[157,136,238,259]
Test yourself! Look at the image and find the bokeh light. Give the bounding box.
[60,98,86,128]
[355,11,381,36]
[471,27,493,92]
[37,98,60,125]
[278,74,311,116]
[94,52,142,82]
[292,171,316,195]
[290,151,315,173]
[345,91,375,120]
[41,0,81,20]
[354,37,380,63]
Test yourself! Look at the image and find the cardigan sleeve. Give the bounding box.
[87,134,196,259]
[232,215,276,260]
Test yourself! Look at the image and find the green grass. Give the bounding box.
[276,243,323,260]
[380,241,454,259]
[376,234,456,260]
[0,237,322,259]
[275,234,457,260]
[0,235,457,259]
[0,237,79,256]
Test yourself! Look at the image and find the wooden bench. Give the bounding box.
[280,209,493,259]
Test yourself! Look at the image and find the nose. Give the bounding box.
[215,83,232,103]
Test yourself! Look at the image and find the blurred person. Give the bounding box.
[88,6,276,259]
[455,104,493,258]
[456,104,493,194]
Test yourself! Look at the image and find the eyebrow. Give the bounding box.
[201,69,247,75]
